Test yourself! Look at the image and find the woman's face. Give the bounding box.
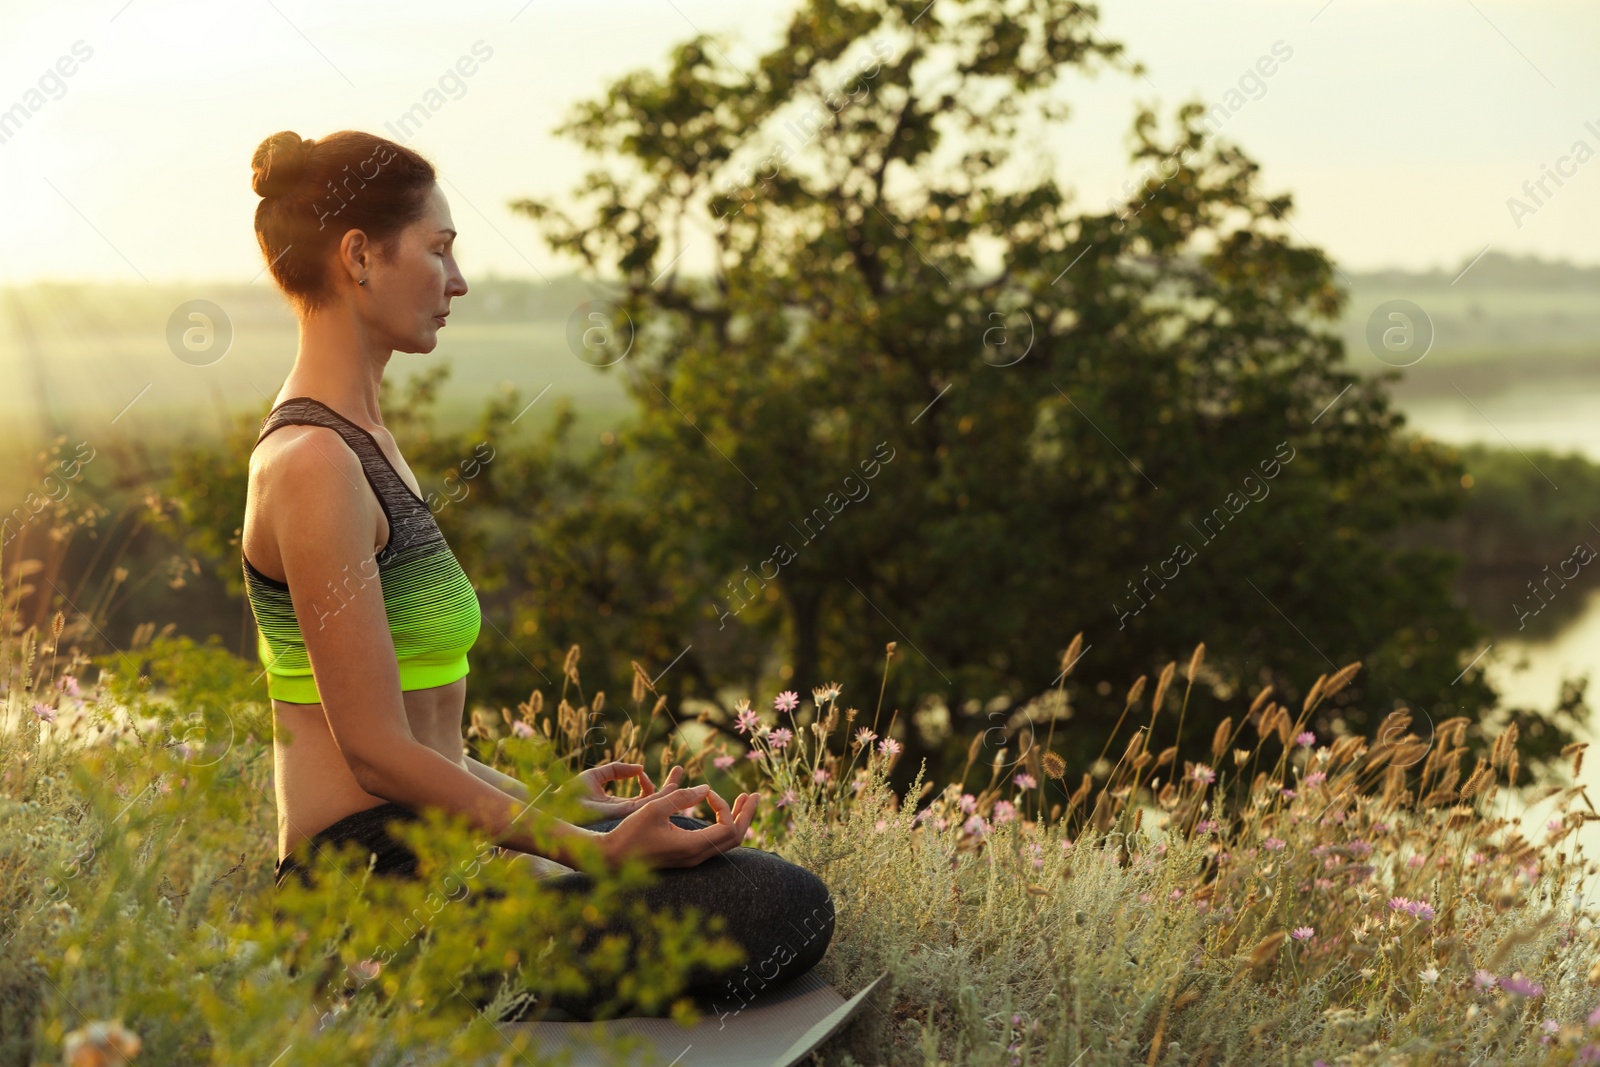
[353,182,468,353]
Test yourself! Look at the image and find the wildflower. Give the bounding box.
[874,818,888,833]
[774,691,799,713]
[1500,974,1544,998]
[1542,1019,1560,1034]
[1190,763,1215,785]
[1407,854,1425,868]
[851,777,864,791]
[813,682,842,704]
[736,707,762,735]
[1296,731,1316,747]
[1013,772,1036,789]
[934,816,948,830]
[1372,821,1390,834]
[854,727,877,747]
[774,788,799,808]
[1195,819,1218,833]
[744,750,762,761]
[32,703,56,723]
[58,674,81,698]
[713,755,736,770]
[1418,967,1439,985]
[963,814,987,836]
[768,727,793,750]
[812,767,831,783]
[1280,788,1296,799]
[1060,838,1074,851]
[1471,969,1494,990]
[510,720,534,738]
[958,793,978,813]
[1303,771,1326,787]
[1263,837,1286,851]
[1548,818,1564,833]
[993,800,1016,824]
[878,738,901,757]
[1169,888,1184,903]
[1291,926,1314,941]
[62,1019,142,1067]
[1347,839,1372,857]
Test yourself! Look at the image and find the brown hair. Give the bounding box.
[250,130,437,311]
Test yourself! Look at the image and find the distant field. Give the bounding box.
[1,256,1594,469]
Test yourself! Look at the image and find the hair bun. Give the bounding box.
[252,131,315,198]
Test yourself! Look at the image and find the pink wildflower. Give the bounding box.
[1407,854,1425,868]
[1295,731,1316,747]
[1013,772,1036,789]
[963,814,987,836]
[1195,820,1218,833]
[878,738,901,757]
[713,755,736,770]
[958,793,978,813]
[874,818,888,833]
[736,707,762,734]
[768,727,793,750]
[1291,926,1314,941]
[1190,763,1215,785]
[1500,974,1544,998]
[1303,771,1326,787]
[745,750,762,761]
[855,727,877,746]
[58,675,81,698]
[774,691,799,713]
[511,720,534,738]
[774,788,799,808]
[32,703,56,723]
[812,767,831,783]
[1474,969,1497,990]
[1263,837,1286,851]
[993,800,1016,824]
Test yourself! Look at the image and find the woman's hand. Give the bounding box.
[598,782,758,871]
[562,760,688,820]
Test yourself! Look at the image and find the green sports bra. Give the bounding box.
[241,396,483,704]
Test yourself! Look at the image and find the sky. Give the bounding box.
[2,0,1597,286]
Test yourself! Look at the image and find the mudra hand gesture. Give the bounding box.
[562,760,689,819]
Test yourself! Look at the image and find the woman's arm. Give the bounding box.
[462,753,531,800]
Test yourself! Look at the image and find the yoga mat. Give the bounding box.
[495,969,890,1067]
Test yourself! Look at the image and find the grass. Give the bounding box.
[3,604,1600,1064]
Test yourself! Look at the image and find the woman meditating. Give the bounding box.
[241,129,835,1020]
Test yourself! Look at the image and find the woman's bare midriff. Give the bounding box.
[271,676,469,865]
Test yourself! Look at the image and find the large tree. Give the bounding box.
[508,0,1506,792]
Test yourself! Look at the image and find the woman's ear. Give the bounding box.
[336,227,373,287]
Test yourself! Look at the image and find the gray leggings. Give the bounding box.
[276,804,836,1021]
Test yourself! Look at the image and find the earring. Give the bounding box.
[358,277,367,286]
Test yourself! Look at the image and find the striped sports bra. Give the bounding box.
[241,396,483,704]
